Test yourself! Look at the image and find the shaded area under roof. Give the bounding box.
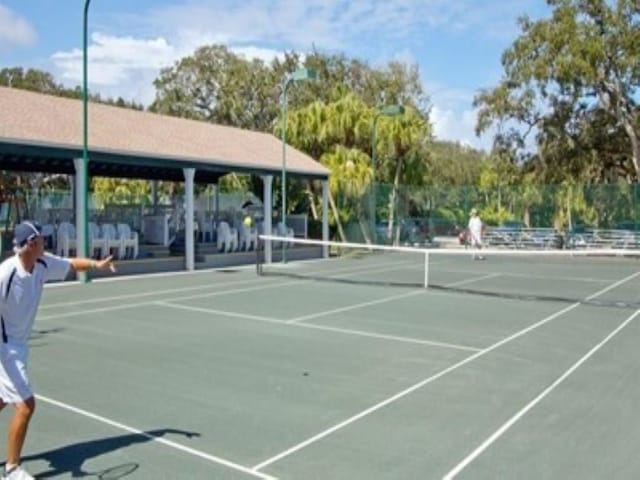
[0,87,330,183]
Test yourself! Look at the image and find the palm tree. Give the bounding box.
[337,146,373,242]
[376,107,431,243]
[281,101,331,220]
[280,94,373,239]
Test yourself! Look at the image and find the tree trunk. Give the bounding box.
[306,180,318,220]
[599,85,640,181]
[622,120,640,181]
[358,217,372,244]
[386,159,404,244]
[328,190,347,242]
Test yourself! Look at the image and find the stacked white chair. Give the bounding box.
[56,222,77,257]
[196,212,215,243]
[88,222,108,258]
[216,221,238,253]
[117,223,139,259]
[100,223,122,259]
[41,224,56,251]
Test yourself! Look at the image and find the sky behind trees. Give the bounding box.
[0,0,550,150]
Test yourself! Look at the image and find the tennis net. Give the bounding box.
[257,235,640,308]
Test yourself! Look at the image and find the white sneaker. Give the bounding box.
[2,465,34,480]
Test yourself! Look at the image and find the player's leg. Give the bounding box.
[1,343,36,475]
[470,235,479,259]
[6,397,35,466]
[476,239,485,260]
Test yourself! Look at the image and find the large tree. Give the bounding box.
[150,45,280,131]
[475,0,640,182]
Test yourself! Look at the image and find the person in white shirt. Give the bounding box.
[0,221,115,480]
[467,208,485,260]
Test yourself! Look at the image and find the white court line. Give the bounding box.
[39,257,414,313]
[443,307,640,479]
[157,302,284,325]
[251,270,640,471]
[43,264,257,288]
[36,394,277,480]
[37,280,299,321]
[444,272,502,288]
[157,302,480,352]
[40,276,267,310]
[287,291,424,324]
[439,267,616,284]
[37,257,421,321]
[296,322,481,352]
[288,273,501,324]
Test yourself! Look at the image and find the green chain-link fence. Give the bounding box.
[332,182,640,244]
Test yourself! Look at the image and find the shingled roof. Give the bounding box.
[0,86,329,183]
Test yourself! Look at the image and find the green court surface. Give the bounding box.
[2,256,640,479]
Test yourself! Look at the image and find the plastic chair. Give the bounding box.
[100,223,122,259]
[56,222,77,257]
[216,221,238,253]
[88,222,108,258]
[117,223,139,259]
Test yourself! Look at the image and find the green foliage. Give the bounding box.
[150,45,278,130]
[480,205,514,226]
[425,141,486,185]
[92,178,151,208]
[475,0,640,182]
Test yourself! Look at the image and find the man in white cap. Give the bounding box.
[0,221,116,479]
[467,208,485,260]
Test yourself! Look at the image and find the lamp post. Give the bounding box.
[370,105,405,244]
[281,67,317,262]
[80,0,92,283]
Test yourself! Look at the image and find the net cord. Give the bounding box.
[258,234,640,258]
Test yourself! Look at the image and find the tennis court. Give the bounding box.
[2,245,640,479]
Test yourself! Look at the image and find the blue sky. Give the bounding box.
[0,0,550,150]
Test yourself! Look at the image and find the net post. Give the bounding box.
[423,251,429,288]
[256,237,263,275]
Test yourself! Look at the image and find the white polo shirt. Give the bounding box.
[0,253,71,345]
[468,216,483,243]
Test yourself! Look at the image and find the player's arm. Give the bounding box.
[69,255,116,273]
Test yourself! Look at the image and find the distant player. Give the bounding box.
[467,208,485,260]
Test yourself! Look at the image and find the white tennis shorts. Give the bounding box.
[470,234,482,248]
[0,342,33,403]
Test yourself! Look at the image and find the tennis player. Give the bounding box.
[468,208,485,260]
[0,221,116,480]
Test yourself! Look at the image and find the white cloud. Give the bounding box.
[431,105,493,150]
[50,31,284,105]
[0,4,37,50]
[51,33,177,104]
[46,0,537,142]
[144,0,542,53]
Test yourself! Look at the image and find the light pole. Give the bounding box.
[370,105,405,244]
[80,0,92,283]
[281,67,317,262]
